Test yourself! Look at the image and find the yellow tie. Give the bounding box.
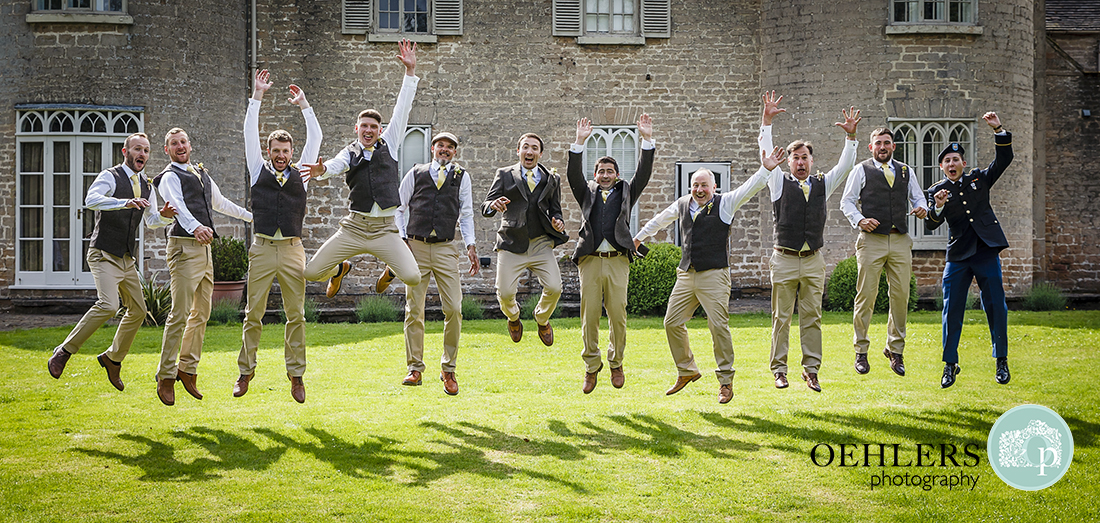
[436,166,447,189]
[601,189,610,203]
[131,174,142,198]
[186,164,204,187]
[526,169,536,192]
[883,164,895,188]
[799,180,810,201]
[276,170,286,185]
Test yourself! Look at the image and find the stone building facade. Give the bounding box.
[2,0,1096,313]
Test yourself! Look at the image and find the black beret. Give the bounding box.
[938,142,965,164]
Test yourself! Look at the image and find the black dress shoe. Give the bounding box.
[941,363,961,388]
[884,347,905,376]
[995,357,1010,385]
[854,353,869,375]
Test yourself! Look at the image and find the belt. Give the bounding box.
[408,234,450,244]
[590,250,624,258]
[774,247,818,257]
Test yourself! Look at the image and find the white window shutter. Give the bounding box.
[641,0,670,38]
[433,0,463,35]
[552,0,582,37]
[343,0,372,34]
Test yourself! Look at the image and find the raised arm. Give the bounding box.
[245,69,272,183]
[761,90,785,127]
[566,117,593,204]
[981,111,1014,187]
[630,113,655,203]
[290,84,322,182]
[824,106,861,196]
[379,39,420,152]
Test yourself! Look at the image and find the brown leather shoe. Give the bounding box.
[718,383,733,404]
[47,346,72,379]
[97,352,124,391]
[176,371,203,400]
[884,347,906,376]
[610,366,625,389]
[854,353,870,374]
[375,266,397,294]
[537,322,554,346]
[583,363,603,394]
[402,370,422,386]
[774,372,789,389]
[288,373,305,403]
[326,261,352,298]
[508,319,523,343]
[157,378,175,406]
[802,371,821,392]
[666,373,701,395]
[441,371,458,396]
[233,373,254,397]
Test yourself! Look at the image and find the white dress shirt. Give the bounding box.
[84,163,174,229]
[318,74,420,217]
[757,125,858,203]
[394,160,476,248]
[158,161,252,236]
[839,154,927,229]
[244,98,322,238]
[634,166,770,242]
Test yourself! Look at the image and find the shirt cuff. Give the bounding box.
[569,143,585,154]
[640,139,655,150]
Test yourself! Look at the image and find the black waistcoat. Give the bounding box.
[859,159,910,234]
[153,164,217,238]
[773,176,826,251]
[90,165,150,258]
[251,162,306,238]
[526,176,550,240]
[591,187,626,251]
[405,163,462,241]
[346,139,400,212]
[677,194,730,272]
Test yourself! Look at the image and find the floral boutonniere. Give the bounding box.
[704,200,714,215]
[814,171,824,181]
[450,164,465,186]
[195,162,205,173]
[550,168,558,177]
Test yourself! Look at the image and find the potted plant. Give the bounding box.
[211,236,248,304]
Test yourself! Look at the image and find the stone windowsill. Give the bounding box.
[577,35,646,45]
[26,12,134,25]
[886,24,983,35]
[366,33,438,43]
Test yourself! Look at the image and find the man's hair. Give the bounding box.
[786,140,813,156]
[124,132,149,149]
[267,129,293,148]
[869,127,894,142]
[595,156,619,174]
[691,168,716,184]
[517,132,544,151]
[164,128,188,146]
[357,109,383,124]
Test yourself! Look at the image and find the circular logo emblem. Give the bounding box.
[987,404,1074,490]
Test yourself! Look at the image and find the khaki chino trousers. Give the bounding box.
[769,250,825,375]
[61,248,147,363]
[239,237,307,377]
[304,214,421,287]
[853,231,912,355]
[495,235,562,325]
[157,237,213,382]
[404,239,462,373]
[578,254,630,373]
[664,267,735,385]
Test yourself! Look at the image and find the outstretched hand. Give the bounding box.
[160,201,177,219]
[638,113,653,142]
[253,69,273,100]
[288,84,309,109]
[396,39,417,75]
[761,146,787,171]
[575,117,593,145]
[761,91,785,126]
[835,106,862,136]
[300,156,325,182]
[983,111,1002,129]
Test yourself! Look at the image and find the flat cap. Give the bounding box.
[432,132,459,147]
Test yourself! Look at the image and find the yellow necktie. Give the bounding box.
[276,171,286,185]
[436,166,446,189]
[131,174,141,198]
[601,189,610,203]
[799,180,810,201]
[526,169,536,192]
[186,164,204,187]
[883,164,895,188]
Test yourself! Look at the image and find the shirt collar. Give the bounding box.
[171,161,192,172]
[120,163,141,178]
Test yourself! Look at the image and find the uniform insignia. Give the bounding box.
[970,182,978,191]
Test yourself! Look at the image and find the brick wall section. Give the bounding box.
[1042,34,1100,292]
[759,0,1037,296]
[0,0,250,302]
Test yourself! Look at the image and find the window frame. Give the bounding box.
[342,0,463,42]
[14,104,144,289]
[886,0,982,35]
[396,125,432,179]
[553,0,670,44]
[886,118,975,250]
[27,0,133,24]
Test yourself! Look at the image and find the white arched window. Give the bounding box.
[584,126,640,231]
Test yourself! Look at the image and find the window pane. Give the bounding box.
[54,174,70,205]
[53,239,69,272]
[21,241,43,272]
[82,240,91,272]
[400,128,428,177]
[21,208,43,238]
[21,142,44,172]
[107,0,122,11]
[83,142,102,173]
[55,141,71,173]
[53,208,70,240]
[112,142,124,165]
[22,175,44,206]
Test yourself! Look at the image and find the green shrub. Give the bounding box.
[519,293,563,320]
[138,272,171,326]
[461,296,484,320]
[966,292,981,310]
[825,256,918,313]
[211,236,248,282]
[1022,282,1067,311]
[355,295,400,323]
[627,243,682,316]
[209,298,242,325]
[278,296,321,323]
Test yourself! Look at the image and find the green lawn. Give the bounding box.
[1,310,1097,522]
